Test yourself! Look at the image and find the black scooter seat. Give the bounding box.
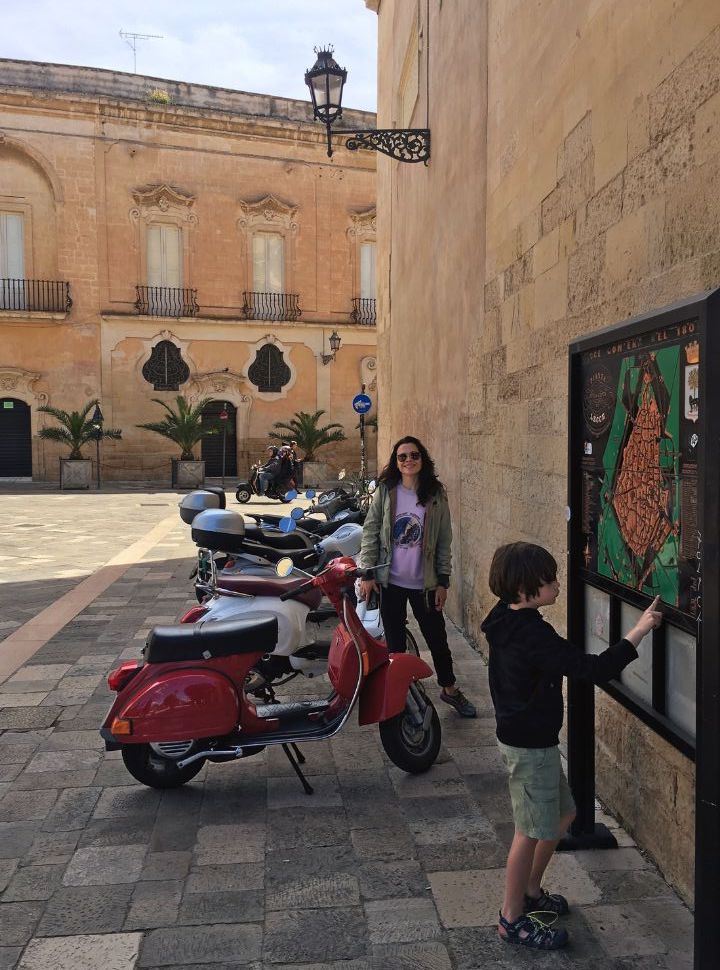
[144,614,278,664]
[243,524,313,550]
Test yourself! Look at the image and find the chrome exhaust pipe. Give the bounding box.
[177,745,244,769]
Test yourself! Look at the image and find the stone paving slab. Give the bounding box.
[0,490,696,968]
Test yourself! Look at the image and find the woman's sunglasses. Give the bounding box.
[397,451,421,462]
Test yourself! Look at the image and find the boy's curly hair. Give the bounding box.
[488,542,558,603]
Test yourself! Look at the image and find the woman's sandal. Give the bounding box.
[498,911,569,949]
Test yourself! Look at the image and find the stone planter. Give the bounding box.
[171,458,205,489]
[301,460,331,488]
[60,458,92,490]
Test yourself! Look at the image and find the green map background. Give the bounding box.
[597,346,681,605]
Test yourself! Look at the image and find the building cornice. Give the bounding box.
[365,0,380,12]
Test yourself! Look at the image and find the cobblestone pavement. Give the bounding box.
[0,490,694,969]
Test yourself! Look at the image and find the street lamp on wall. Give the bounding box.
[321,330,342,365]
[305,46,431,164]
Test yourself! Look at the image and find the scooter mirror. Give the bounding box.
[275,557,294,577]
[279,517,297,533]
[290,507,305,521]
[338,468,346,480]
[305,489,316,499]
[284,489,298,501]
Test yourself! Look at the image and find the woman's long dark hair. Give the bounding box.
[377,435,445,506]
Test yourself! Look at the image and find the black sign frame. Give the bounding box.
[566,289,720,970]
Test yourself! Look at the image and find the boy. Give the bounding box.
[481,541,662,950]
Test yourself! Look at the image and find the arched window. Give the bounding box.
[248,343,290,393]
[142,340,190,391]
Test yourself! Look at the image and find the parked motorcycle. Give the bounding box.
[235,462,295,503]
[101,555,442,792]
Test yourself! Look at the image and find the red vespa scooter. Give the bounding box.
[100,556,441,792]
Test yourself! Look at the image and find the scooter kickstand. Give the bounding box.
[291,743,306,764]
[282,743,314,795]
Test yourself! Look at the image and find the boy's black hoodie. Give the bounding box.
[481,601,638,748]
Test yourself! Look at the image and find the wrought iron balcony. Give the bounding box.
[242,291,302,322]
[135,285,199,318]
[350,297,376,325]
[0,278,72,313]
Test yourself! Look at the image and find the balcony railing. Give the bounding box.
[0,278,72,313]
[135,285,199,318]
[242,291,302,322]
[350,297,376,325]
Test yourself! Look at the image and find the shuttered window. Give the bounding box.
[360,242,376,300]
[0,213,24,279]
[252,232,284,293]
[147,225,182,287]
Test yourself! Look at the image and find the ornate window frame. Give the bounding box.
[132,329,196,396]
[347,207,377,298]
[129,184,198,287]
[238,194,299,294]
[244,333,297,401]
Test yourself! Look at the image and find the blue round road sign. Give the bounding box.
[352,393,372,414]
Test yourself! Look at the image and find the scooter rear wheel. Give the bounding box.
[121,743,206,789]
[236,486,252,503]
[379,695,441,774]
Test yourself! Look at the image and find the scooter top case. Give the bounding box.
[191,508,247,553]
[179,490,224,526]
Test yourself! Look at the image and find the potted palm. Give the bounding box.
[269,409,346,487]
[38,400,122,489]
[137,395,219,488]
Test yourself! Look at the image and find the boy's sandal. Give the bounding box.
[524,888,570,916]
[498,911,569,950]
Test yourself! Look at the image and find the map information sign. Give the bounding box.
[579,318,700,619]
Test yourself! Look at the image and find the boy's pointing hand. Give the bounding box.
[627,595,663,644]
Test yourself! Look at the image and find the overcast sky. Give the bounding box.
[1,0,377,111]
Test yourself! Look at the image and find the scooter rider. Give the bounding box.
[258,446,282,496]
[358,435,477,718]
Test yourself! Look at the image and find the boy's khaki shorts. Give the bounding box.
[497,741,576,841]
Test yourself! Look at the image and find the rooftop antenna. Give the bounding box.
[119,29,163,74]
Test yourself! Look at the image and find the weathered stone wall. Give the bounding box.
[371,0,720,904]
[0,61,377,481]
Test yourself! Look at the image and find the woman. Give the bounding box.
[359,435,476,717]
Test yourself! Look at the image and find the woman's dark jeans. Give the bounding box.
[379,582,455,688]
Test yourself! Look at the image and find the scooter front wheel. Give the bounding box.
[121,743,205,789]
[379,693,441,774]
[236,486,252,503]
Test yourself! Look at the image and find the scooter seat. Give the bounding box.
[144,613,278,664]
[214,574,323,610]
[243,524,313,550]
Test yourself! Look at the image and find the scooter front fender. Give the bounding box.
[358,654,433,726]
[106,668,240,743]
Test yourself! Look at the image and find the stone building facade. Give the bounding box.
[0,60,377,482]
[368,0,720,904]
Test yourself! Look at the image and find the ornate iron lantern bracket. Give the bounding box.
[336,128,430,164]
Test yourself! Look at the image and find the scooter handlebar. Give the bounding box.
[279,578,316,602]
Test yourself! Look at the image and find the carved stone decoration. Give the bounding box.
[360,356,377,393]
[130,184,198,224]
[185,370,252,405]
[238,194,299,233]
[0,367,48,406]
[347,207,377,240]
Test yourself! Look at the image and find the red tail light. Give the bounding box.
[107,660,142,692]
[180,605,209,624]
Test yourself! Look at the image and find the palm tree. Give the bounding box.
[137,396,219,460]
[269,409,346,462]
[38,400,122,459]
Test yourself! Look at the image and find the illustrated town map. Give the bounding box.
[580,321,700,618]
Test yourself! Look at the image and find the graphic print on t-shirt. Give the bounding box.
[393,513,423,548]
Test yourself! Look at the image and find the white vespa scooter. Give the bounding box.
[178,502,416,697]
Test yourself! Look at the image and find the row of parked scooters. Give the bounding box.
[100,482,442,794]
